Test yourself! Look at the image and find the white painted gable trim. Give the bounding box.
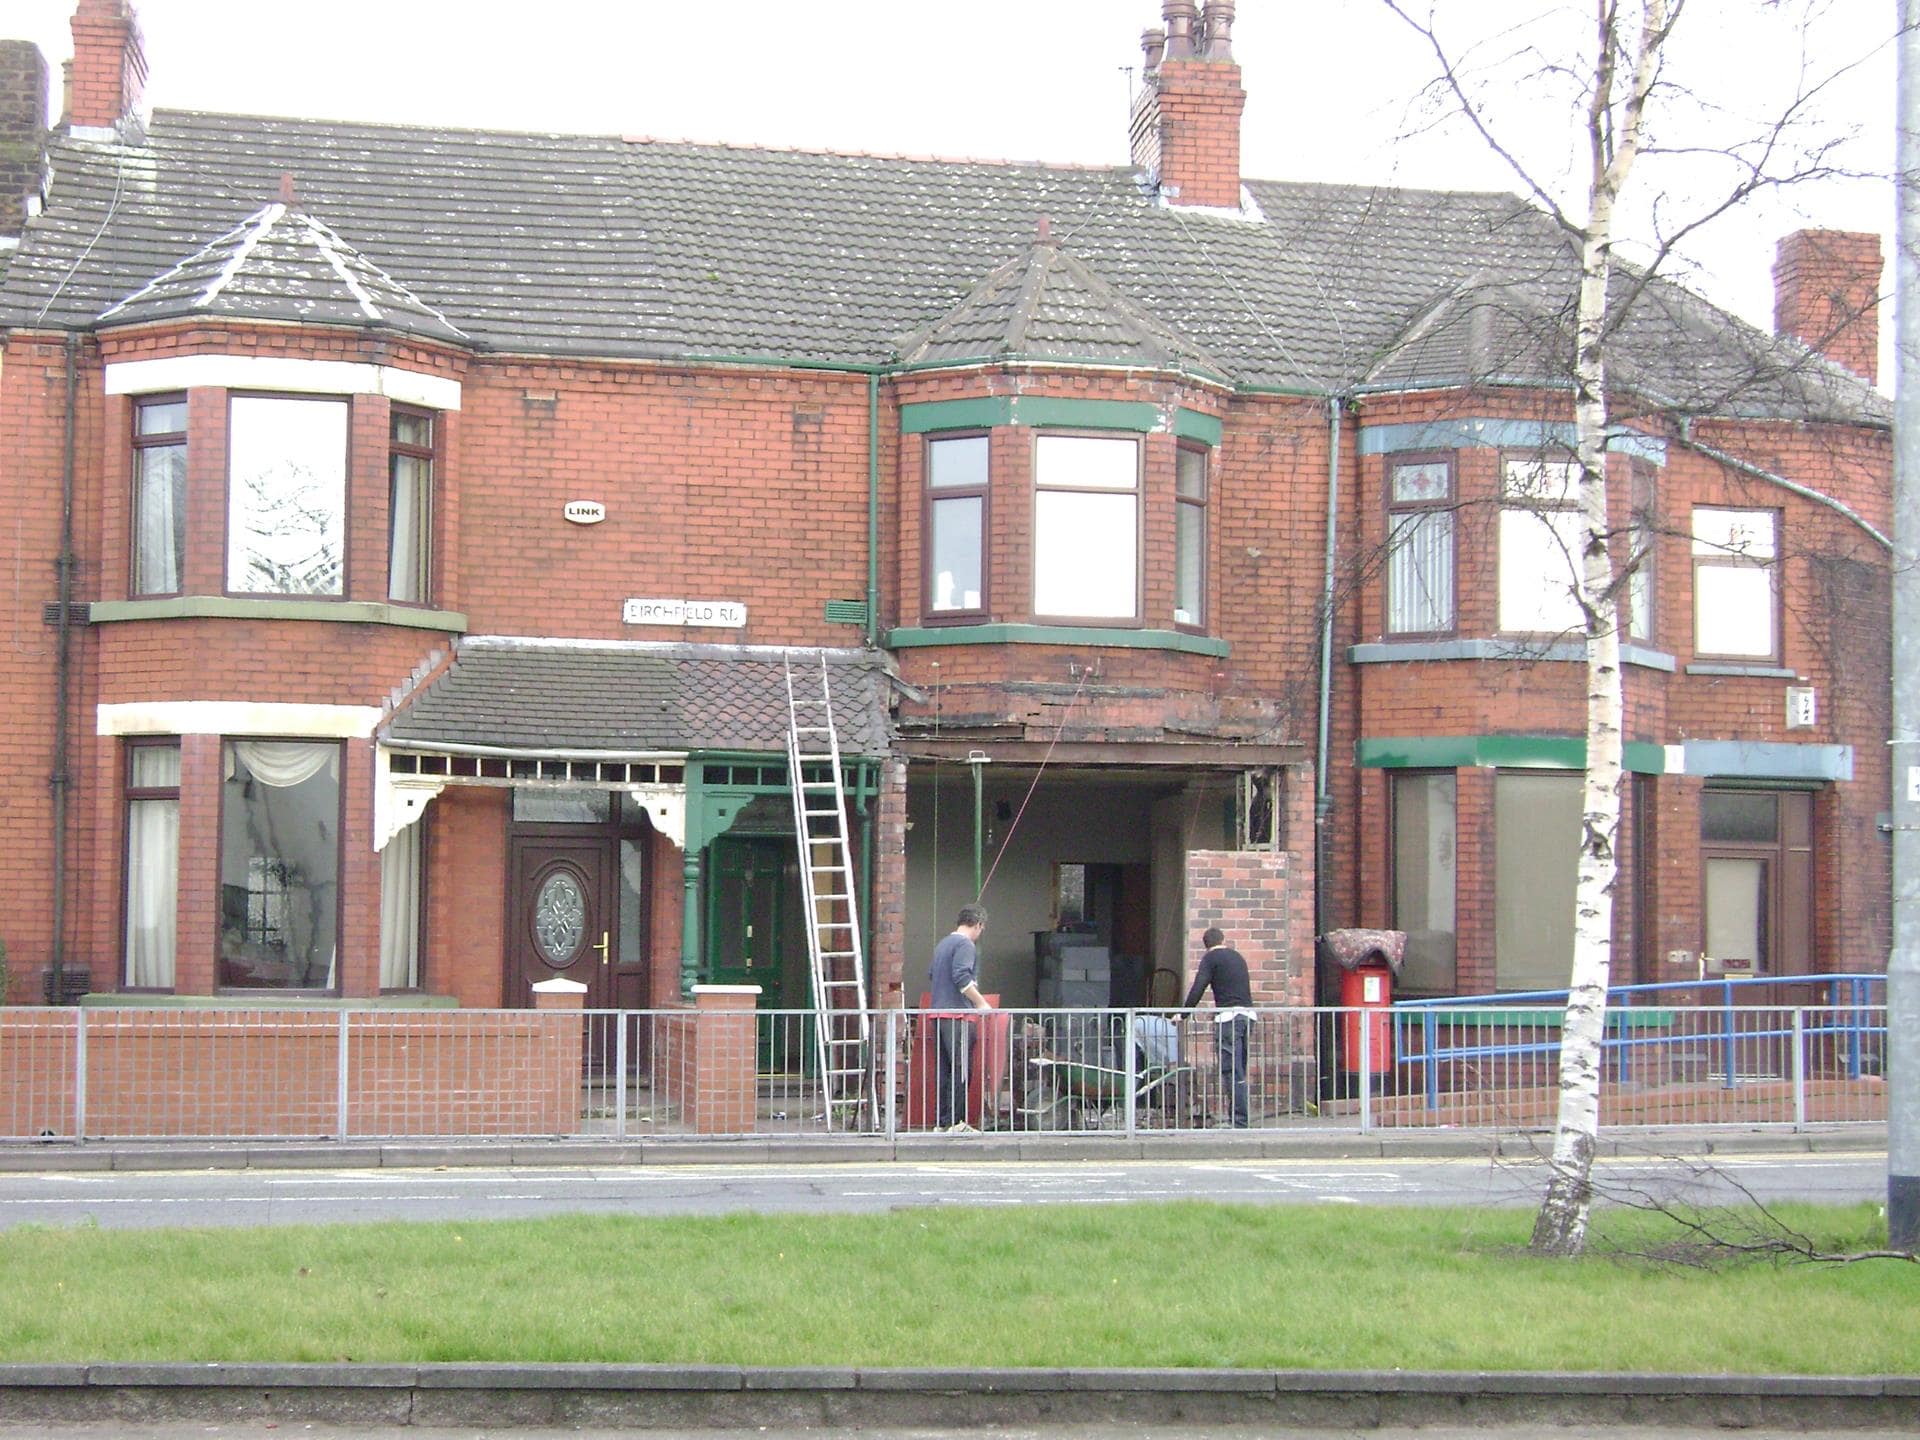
[104,355,462,411]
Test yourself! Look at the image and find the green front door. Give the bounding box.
[706,835,802,1070]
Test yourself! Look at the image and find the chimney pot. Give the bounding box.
[1134,1,1245,210]
[1161,1,1199,60]
[1036,215,1052,245]
[1200,0,1236,60]
[1140,26,1166,73]
[279,171,297,206]
[1772,228,1882,385]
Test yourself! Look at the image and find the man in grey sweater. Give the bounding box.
[928,904,992,1131]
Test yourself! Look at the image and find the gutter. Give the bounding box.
[1314,395,1345,956]
[49,335,78,1003]
[867,373,879,647]
[1676,419,1891,552]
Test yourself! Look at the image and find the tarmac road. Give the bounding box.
[0,1150,1887,1229]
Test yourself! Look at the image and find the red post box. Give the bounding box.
[1323,929,1406,1075]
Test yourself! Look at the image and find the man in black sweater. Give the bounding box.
[1184,926,1253,1128]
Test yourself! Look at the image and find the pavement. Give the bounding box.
[0,1119,1890,1173]
[0,1122,1904,1434]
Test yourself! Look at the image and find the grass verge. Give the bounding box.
[0,1201,1912,1371]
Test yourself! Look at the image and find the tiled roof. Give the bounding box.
[381,638,894,756]
[892,230,1230,381]
[98,200,469,343]
[0,110,1885,423]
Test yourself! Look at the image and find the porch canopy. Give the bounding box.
[376,636,896,848]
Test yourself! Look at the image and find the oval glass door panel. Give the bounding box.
[533,869,588,966]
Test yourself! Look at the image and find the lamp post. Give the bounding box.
[1889,0,1919,1252]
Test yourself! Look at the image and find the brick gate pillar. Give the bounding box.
[690,983,761,1134]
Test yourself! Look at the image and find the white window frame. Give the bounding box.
[1692,507,1780,662]
[1385,454,1455,635]
[1498,454,1585,636]
[1032,432,1141,623]
[925,432,990,618]
[226,393,351,598]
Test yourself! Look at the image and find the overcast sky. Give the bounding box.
[7,1,1899,360]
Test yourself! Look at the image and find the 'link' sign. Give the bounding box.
[622,598,747,628]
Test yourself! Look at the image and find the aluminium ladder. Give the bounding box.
[783,653,872,1129]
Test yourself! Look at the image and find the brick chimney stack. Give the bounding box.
[1129,0,1245,210]
[0,40,48,241]
[1772,229,1882,385]
[68,0,146,135]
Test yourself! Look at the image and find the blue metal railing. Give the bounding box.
[1393,973,1886,1111]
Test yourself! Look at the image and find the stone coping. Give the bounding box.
[0,1362,1913,1431]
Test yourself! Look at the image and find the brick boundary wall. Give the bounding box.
[0,1008,584,1140]
[1183,847,1318,1112]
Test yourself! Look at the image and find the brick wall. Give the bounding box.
[1773,230,1881,384]
[1182,848,1313,1006]
[0,1007,583,1139]
[1331,392,1892,994]
[0,39,46,238]
[66,0,144,131]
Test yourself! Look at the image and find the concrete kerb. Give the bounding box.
[0,1122,1884,1173]
[0,1364,1915,1431]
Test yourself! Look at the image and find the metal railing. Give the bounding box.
[0,999,1889,1143]
[1393,974,1887,1121]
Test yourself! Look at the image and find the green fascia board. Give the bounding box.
[901,396,1167,435]
[887,623,1229,658]
[1173,408,1223,446]
[1358,418,1667,465]
[1356,735,1668,773]
[90,597,469,630]
[899,397,1013,433]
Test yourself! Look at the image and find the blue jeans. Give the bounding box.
[935,1016,973,1128]
[1216,1015,1250,1128]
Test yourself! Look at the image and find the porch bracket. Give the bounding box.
[626,783,686,848]
[373,750,444,852]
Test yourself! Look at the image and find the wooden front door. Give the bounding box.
[707,835,802,1071]
[1700,788,1815,1076]
[510,834,618,1011]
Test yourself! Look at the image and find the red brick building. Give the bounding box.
[0,2,1890,1060]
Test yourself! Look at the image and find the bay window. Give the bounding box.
[388,408,434,604]
[1493,769,1581,989]
[1386,455,1454,634]
[220,739,341,990]
[1390,771,1456,995]
[1499,454,1585,635]
[1692,507,1779,661]
[926,433,988,616]
[122,740,180,989]
[1626,464,1656,643]
[132,396,187,596]
[1033,432,1139,621]
[1174,442,1208,627]
[227,395,349,596]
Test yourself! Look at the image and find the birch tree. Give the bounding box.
[1382,0,1885,1255]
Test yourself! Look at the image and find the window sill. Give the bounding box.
[91,597,468,630]
[1349,638,1676,672]
[1683,662,1796,678]
[886,622,1229,657]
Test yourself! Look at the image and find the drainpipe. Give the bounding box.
[1313,394,1344,963]
[50,334,78,1004]
[867,372,880,647]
